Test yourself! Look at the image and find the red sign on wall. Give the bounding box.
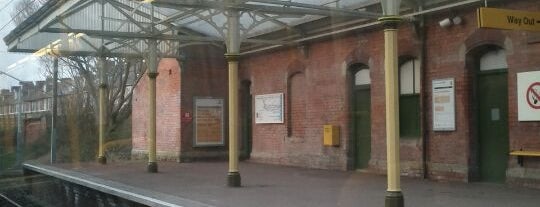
[181,112,192,123]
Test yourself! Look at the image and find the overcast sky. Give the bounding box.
[0,0,42,90]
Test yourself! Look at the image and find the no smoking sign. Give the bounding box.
[518,71,540,121]
[527,82,540,109]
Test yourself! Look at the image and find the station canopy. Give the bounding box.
[3,0,479,58]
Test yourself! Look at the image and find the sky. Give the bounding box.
[0,0,43,90]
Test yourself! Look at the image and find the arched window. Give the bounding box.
[399,58,421,138]
[480,49,507,71]
[354,68,371,86]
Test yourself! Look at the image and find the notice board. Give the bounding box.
[517,71,540,121]
[255,93,284,124]
[194,97,224,146]
[432,78,456,131]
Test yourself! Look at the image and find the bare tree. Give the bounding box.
[11,0,147,161]
[41,56,147,137]
[10,0,48,25]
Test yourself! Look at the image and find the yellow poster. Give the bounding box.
[194,98,224,146]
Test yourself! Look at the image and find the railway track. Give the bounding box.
[0,193,24,207]
[0,174,52,207]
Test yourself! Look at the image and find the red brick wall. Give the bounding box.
[0,115,16,153]
[24,117,46,144]
[237,0,540,184]
[179,45,229,161]
[128,0,540,187]
[498,1,540,188]
[240,34,382,170]
[132,58,182,161]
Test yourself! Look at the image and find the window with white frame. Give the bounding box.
[399,58,421,138]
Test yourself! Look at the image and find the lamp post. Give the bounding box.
[50,58,58,164]
[0,71,25,168]
[379,0,404,207]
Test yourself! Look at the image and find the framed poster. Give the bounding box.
[194,97,224,146]
[432,78,456,131]
[255,93,284,124]
[517,71,540,121]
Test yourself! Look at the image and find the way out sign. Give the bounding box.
[517,71,540,121]
[478,7,540,32]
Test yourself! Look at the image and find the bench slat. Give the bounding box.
[509,151,540,157]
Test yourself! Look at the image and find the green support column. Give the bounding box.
[380,15,404,207]
[147,39,159,173]
[97,56,107,164]
[226,10,241,187]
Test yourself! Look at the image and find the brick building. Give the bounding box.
[0,78,75,149]
[131,0,540,187]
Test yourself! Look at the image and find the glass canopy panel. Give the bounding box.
[4,0,481,58]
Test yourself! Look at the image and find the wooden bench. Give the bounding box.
[509,150,540,166]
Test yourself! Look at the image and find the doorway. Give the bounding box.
[476,49,509,183]
[350,65,371,170]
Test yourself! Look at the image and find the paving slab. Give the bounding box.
[24,161,540,207]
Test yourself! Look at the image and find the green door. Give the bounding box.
[478,72,509,182]
[353,88,371,169]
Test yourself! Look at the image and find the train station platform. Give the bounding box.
[23,161,540,207]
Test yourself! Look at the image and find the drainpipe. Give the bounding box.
[415,5,429,180]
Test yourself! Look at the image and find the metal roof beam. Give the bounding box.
[41,0,98,31]
[248,0,381,19]
[40,27,288,45]
[57,21,100,51]
[103,38,143,54]
[108,2,153,33]
[107,0,201,36]
[155,8,200,25]
[151,0,376,18]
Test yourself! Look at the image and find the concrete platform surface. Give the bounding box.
[28,161,540,207]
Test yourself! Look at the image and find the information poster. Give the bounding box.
[517,71,540,121]
[255,93,284,124]
[194,97,224,146]
[432,78,456,131]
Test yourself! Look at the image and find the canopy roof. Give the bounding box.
[3,0,483,58]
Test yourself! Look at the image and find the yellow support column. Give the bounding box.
[146,39,159,173]
[380,15,404,207]
[226,53,241,187]
[97,56,107,164]
[226,9,241,187]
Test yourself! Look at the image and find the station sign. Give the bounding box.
[478,7,540,32]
